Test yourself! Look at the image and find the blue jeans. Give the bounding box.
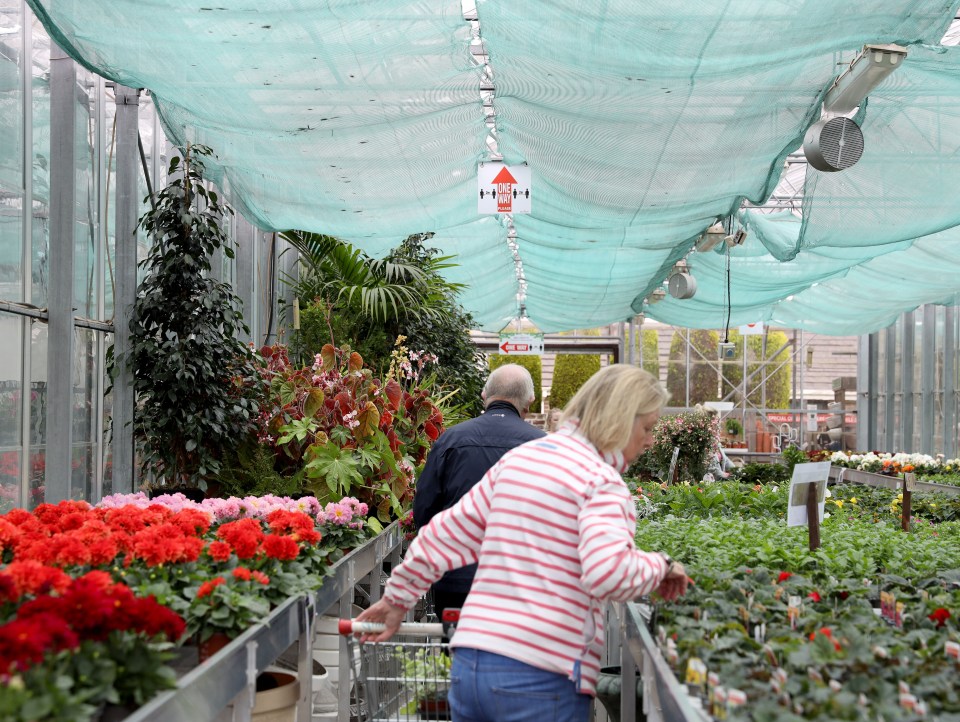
[448,648,592,722]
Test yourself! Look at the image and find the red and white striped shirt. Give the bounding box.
[384,425,670,695]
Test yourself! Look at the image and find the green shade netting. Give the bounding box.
[648,210,960,335]
[24,0,960,333]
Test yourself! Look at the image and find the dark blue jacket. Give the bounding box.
[413,400,546,594]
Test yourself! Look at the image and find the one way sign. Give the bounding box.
[497,332,544,355]
[478,162,532,214]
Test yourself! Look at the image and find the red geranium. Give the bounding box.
[232,567,252,582]
[1,570,186,675]
[197,577,226,600]
[262,534,300,561]
[808,591,822,602]
[1,560,71,598]
[777,571,792,583]
[207,540,232,562]
[809,627,842,652]
[217,518,265,559]
[929,607,951,628]
[0,614,78,673]
[266,510,322,545]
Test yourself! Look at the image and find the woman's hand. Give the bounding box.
[655,562,692,602]
[353,599,407,642]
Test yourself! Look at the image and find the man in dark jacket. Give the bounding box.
[413,363,545,617]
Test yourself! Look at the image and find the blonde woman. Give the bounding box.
[357,365,691,722]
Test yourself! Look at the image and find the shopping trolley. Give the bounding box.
[339,610,459,722]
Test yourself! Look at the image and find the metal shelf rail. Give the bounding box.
[121,521,404,722]
[620,603,709,722]
[829,465,960,531]
[828,465,960,495]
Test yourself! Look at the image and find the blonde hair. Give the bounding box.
[560,365,668,453]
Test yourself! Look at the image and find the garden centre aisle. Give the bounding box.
[5,1,960,720]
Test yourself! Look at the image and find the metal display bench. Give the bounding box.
[619,603,709,722]
[121,521,404,722]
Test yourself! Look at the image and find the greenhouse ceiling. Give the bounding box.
[27,0,960,334]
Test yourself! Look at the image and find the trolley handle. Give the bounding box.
[340,608,460,638]
[338,619,444,636]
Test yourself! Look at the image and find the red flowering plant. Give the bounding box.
[255,341,444,520]
[0,566,185,719]
[1,499,341,649]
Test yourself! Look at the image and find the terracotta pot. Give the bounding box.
[198,631,232,663]
[418,696,452,720]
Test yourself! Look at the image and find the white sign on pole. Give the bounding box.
[739,322,765,336]
[786,461,831,527]
[497,332,544,355]
[478,162,532,214]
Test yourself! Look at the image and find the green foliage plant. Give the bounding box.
[724,417,743,438]
[400,645,452,713]
[286,233,487,418]
[631,483,960,720]
[256,342,443,520]
[296,299,392,378]
[549,354,600,410]
[123,145,258,490]
[666,329,719,406]
[781,443,808,471]
[489,354,542,412]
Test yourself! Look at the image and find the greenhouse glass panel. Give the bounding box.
[101,331,112,495]
[31,16,50,306]
[73,68,97,318]
[876,327,887,446]
[0,2,24,193]
[0,311,22,447]
[70,327,97,502]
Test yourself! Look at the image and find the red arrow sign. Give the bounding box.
[499,342,530,353]
[492,166,517,212]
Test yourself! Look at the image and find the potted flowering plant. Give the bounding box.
[0,565,186,719]
[256,342,444,520]
[1,494,382,716]
[630,410,720,483]
[187,568,272,659]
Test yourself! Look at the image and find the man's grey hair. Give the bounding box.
[483,364,535,410]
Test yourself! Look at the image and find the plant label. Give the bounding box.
[685,657,707,690]
[786,462,831,527]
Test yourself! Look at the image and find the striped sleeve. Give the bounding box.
[383,464,496,609]
[577,478,669,601]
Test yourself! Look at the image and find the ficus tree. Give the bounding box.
[123,145,259,490]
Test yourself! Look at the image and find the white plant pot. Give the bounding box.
[252,670,299,722]
[313,607,362,690]
[312,661,337,715]
[314,649,341,687]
